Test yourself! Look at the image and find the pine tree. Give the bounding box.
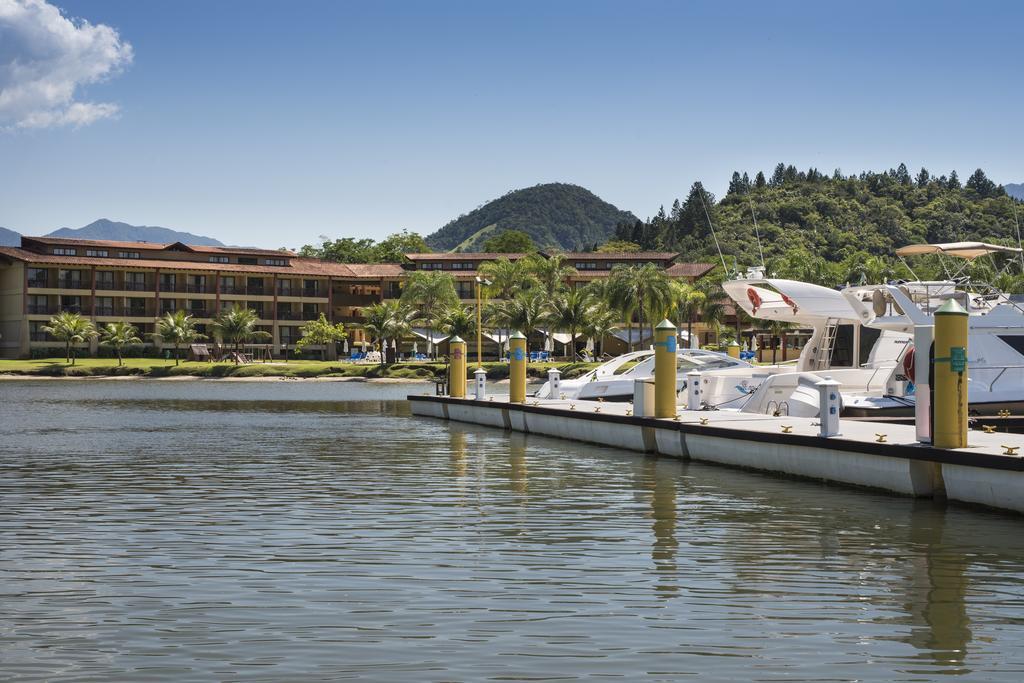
[754,171,767,189]
[966,168,997,198]
[948,170,961,190]
[916,167,930,187]
[895,163,911,185]
[727,171,745,195]
[770,163,786,187]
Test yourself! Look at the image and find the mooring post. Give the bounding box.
[654,319,678,418]
[686,370,702,411]
[913,324,933,443]
[547,367,561,399]
[816,375,841,437]
[933,300,969,448]
[449,336,466,398]
[509,330,527,403]
[474,367,487,401]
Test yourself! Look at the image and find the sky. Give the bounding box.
[1,0,1022,249]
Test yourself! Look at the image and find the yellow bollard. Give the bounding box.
[727,339,740,359]
[654,319,678,418]
[933,299,969,449]
[509,330,527,403]
[449,336,466,398]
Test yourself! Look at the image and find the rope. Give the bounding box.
[748,196,765,269]
[698,187,728,274]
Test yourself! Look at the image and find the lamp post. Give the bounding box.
[474,276,491,367]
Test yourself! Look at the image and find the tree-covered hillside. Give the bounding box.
[427,183,637,252]
[617,164,1022,278]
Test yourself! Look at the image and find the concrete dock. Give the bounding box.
[409,394,1024,515]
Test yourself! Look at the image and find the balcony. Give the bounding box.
[276,286,293,297]
[94,280,116,291]
[123,281,149,292]
[27,278,49,288]
[127,308,149,318]
[276,311,303,320]
[302,286,321,297]
[334,293,379,305]
[186,283,210,293]
[94,306,115,316]
[27,304,54,315]
[188,308,210,318]
[221,285,246,295]
[29,332,51,342]
[59,304,83,314]
[57,278,85,289]
[246,286,266,296]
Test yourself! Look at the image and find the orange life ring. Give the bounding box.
[747,287,762,314]
[781,294,799,314]
[902,346,915,383]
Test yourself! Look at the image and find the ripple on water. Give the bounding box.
[3,379,1024,681]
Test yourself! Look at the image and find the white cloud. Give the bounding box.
[0,0,133,129]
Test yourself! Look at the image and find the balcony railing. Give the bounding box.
[60,304,82,314]
[94,306,115,316]
[246,286,266,296]
[302,287,320,297]
[276,311,303,320]
[95,280,116,291]
[221,285,246,295]
[123,281,148,292]
[276,286,293,296]
[186,284,210,293]
[58,278,85,289]
[127,308,149,317]
[188,308,210,317]
[27,278,48,288]
[27,305,54,315]
[29,332,51,341]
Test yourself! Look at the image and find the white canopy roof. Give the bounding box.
[411,328,451,344]
[895,241,1024,260]
[723,278,860,324]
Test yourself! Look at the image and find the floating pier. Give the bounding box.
[409,394,1024,514]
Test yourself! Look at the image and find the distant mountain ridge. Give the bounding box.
[0,227,20,247]
[45,219,224,246]
[1007,183,1024,201]
[426,183,637,252]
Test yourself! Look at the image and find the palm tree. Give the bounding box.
[155,310,205,365]
[361,301,418,365]
[671,281,706,348]
[439,303,476,339]
[99,321,142,366]
[211,306,270,362]
[525,253,576,294]
[486,290,552,353]
[548,288,591,359]
[608,264,673,351]
[695,279,729,346]
[400,271,458,359]
[478,256,537,299]
[582,303,618,359]
[42,312,97,365]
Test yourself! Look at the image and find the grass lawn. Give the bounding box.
[0,357,600,380]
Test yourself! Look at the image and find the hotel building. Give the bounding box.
[0,236,716,359]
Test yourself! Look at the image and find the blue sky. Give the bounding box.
[1,0,1022,248]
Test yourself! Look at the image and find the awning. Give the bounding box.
[535,328,577,345]
[896,241,1024,260]
[411,328,451,344]
[483,330,512,344]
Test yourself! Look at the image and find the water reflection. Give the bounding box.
[2,380,1024,682]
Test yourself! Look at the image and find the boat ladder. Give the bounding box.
[813,318,839,371]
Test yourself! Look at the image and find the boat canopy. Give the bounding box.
[895,241,1024,260]
[723,278,860,324]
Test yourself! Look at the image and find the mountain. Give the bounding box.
[0,227,20,247]
[45,219,224,246]
[426,183,637,252]
[619,164,1022,275]
[1006,183,1024,201]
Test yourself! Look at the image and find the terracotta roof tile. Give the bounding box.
[405,252,529,260]
[21,236,295,257]
[665,262,716,278]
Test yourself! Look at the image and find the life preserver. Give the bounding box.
[747,287,762,314]
[781,294,799,314]
[902,346,915,383]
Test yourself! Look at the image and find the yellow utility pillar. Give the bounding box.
[654,319,678,418]
[449,336,466,398]
[932,299,969,449]
[727,339,740,359]
[509,331,527,403]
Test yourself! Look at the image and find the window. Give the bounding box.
[118,251,140,259]
[58,269,82,287]
[127,298,147,315]
[574,262,598,270]
[209,256,229,263]
[27,268,48,287]
[124,272,147,291]
[279,326,298,345]
[419,262,443,270]
[85,249,108,257]
[27,295,49,314]
[53,247,77,256]
[264,258,287,266]
[95,297,114,316]
[238,257,258,265]
[29,320,50,341]
[95,271,114,289]
[456,282,474,299]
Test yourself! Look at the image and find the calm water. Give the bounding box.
[3,380,1024,682]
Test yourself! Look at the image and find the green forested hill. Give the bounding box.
[617,164,1023,280]
[427,183,637,252]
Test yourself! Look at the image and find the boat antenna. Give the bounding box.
[697,184,729,275]
[748,196,766,270]
[1013,198,1024,273]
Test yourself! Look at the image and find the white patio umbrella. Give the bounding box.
[343,339,349,353]
[413,340,418,354]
